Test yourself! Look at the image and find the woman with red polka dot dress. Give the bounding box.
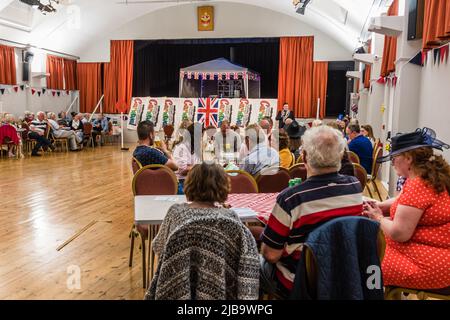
[364,128,450,291]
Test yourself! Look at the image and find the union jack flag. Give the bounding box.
[197,98,219,128]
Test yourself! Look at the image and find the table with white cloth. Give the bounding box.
[134,192,278,284]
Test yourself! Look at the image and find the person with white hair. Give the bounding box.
[69,113,85,144]
[29,111,55,156]
[239,124,279,176]
[47,112,81,151]
[259,125,364,298]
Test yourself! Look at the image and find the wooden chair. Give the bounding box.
[367,147,383,200]
[103,121,114,145]
[289,163,307,181]
[352,163,368,192]
[50,132,69,152]
[385,286,450,300]
[302,222,386,300]
[296,153,304,164]
[255,167,291,193]
[347,151,360,164]
[83,123,95,149]
[131,157,143,174]
[225,170,258,194]
[130,164,178,289]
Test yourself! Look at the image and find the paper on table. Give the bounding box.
[232,208,258,220]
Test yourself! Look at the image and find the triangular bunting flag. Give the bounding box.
[0,88,5,95]
[392,76,398,87]
[434,48,439,65]
[52,91,56,97]
[57,92,61,97]
[31,89,36,95]
[66,90,70,95]
[38,92,41,97]
[440,45,449,64]
[42,88,46,95]
[13,87,19,92]
[20,85,25,91]
[377,77,386,84]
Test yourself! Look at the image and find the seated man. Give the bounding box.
[259,116,275,148]
[47,112,80,151]
[69,113,85,144]
[346,123,373,174]
[239,124,279,176]
[260,125,363,298]
[213,120,241,162]
[29,111,55,156]
[92,114,109,146]
[133,120,178,171]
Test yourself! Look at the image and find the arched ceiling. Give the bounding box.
[0,0,393,57]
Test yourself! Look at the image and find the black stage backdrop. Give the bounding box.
[133,38,280,98]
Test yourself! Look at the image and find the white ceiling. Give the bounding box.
[0,0,393,57]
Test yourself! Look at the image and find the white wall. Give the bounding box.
[80,2,352,62]
[418,56,450,162]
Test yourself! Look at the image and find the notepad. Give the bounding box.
[232,208,257,220]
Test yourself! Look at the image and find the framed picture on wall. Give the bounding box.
[198,6,214,31]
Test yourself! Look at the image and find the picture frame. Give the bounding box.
[198,6,214,31]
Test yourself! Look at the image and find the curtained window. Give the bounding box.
[64,59,78,91]
[311,62,328,119]
[77,63,102,113]
[0,44,17,85]
[103,40,134,113]
[423,0,450,50]
[277,36,314,118]
[380,0,399,77]
[47,55,65,90]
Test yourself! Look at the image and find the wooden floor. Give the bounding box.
[0,146,389,300]
[0,145,146,300]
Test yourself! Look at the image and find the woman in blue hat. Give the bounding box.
[363,128,450,291]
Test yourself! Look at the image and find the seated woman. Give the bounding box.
[152,162,257,259]
[0,114,20,157]
[364,127,450,291]
[147,162,259,300]
[278,132,294,169]
[361,124,376,147]
[172,123,202,194]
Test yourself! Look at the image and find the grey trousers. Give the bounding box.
[259,256,288,299]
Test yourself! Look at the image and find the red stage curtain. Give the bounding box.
[77,63,102,113]
[380,0,399,77]
[64,59,77,91]
[103,40,134,113]
[47,55,65,90]
[0,44,17,85]
[311,62,328,119]
[278,36,314,118]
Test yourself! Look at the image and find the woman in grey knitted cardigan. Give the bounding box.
[146,163,260,300]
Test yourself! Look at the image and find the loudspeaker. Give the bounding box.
[22,62,30,82]
[408,0,424,41]
[22,50,33,82]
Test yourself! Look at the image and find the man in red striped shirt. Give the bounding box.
[260,125,364,298]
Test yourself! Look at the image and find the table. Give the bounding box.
[134,193,278,225]
[134,193,278,286]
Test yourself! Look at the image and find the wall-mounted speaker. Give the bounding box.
[22,50,34,82]
[408,0,424,41]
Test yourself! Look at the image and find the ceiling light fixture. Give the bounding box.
[293,0,311,15]
[19,0,59,15]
